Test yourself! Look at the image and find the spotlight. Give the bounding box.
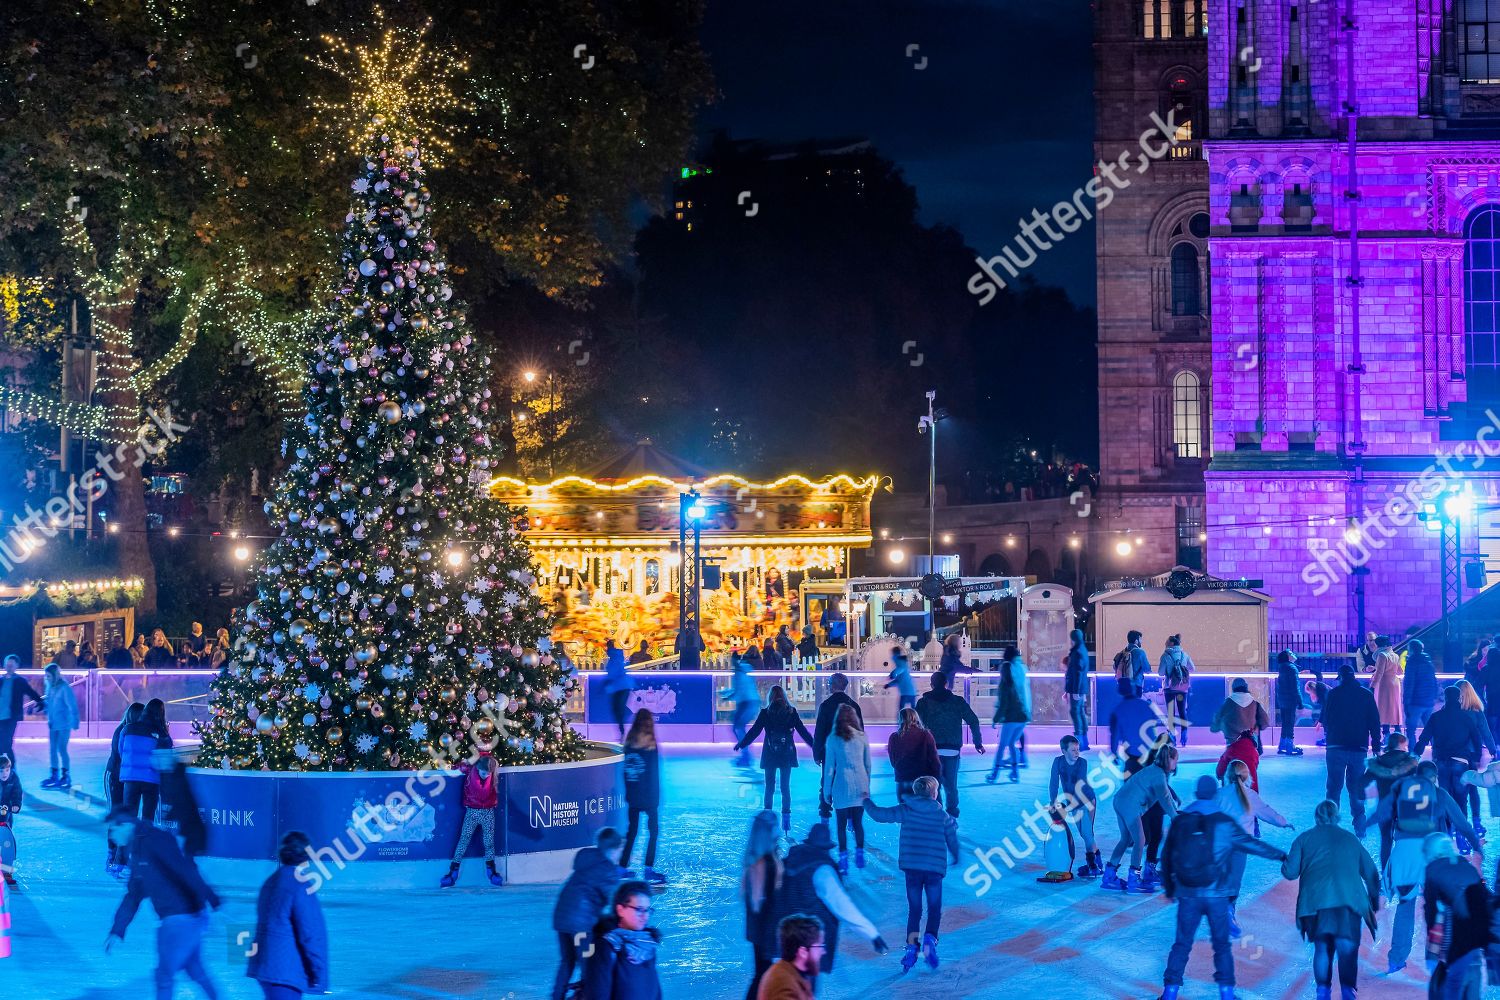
[446,549,466,567]
[1115,540,1133,557]
[233,545,251,562]
[888,548,907,565]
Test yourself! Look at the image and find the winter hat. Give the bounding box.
[1277,649,1297,665]
[1231,678,1249,693]
[1444,685,1462,706]
[1194,775,1218,800]
[802,823,835,852]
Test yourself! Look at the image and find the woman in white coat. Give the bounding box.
[821,704,871,875]
[1215,758,1293,939]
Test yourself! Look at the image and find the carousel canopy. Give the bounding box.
[583,440,705,483]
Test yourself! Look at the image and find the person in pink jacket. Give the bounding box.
[1370,638,1404,739]
[440,751,503,887]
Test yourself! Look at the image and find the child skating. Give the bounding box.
[1050,735,1100,878]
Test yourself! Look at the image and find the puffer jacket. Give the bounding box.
[863,794,959,875]
[553,846,620,934]
[1403,651,1439,711]
[117,721,172,785]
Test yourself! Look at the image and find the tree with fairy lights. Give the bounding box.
[196,122,585,771]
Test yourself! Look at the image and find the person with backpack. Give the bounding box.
[1063,629,1090,750]
[438,748,503,888]
[812,673,863,826]
[1101,745,1179,893]
[821,705,871,875]
[1215,760,1293,940]
[722,652,763,769]
[1359,731,1419,868]
[1404,638,1440,743]
[1112,630,1152,698]
[884,646,917,713]
[1281,800,1381,1000]
[621,710,666,886]
[1415,686,1488,826]
[1158,775,1287,1000]
[735,685,816,833]
[1274,650,1307,755]
[1322,663,1381,833]
[988,647,1030,785]
[863,776,959,973]
[1422,832,1490,998]
[1159,635,1194,747]
[1370,637,1404,740]
[914,672,985,819]
[1360,758,1480,976]
[552,828,624,1000]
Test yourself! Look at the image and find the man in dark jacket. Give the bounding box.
[105,807,222,999]
[552,827,623,1000]
[247,831,330,997]
[1423,834,1490,996]
[1414,685,1487,810]
[1322,664,1381,829]
[813,673,864,822]
[1360,732,1419,866]
[915,672,985,818]
[1403,639,1440,742]
[104,636,135,670]
[1273,650,1306,755]
[0,654,43,766]
[1159,776,1286,1000]
[584,880,663,999]
[771,823,884,975]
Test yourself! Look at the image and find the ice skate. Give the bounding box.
[922,933,939,969]
[899,943,919,973]
[1099,862,1124,889]
[439,863,459,888]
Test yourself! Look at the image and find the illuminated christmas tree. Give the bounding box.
[196,127,584,771]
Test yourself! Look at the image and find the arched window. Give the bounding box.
[1165,74,1198,142]
[1173,371,1202,459]
[1170,244,1201,316]
[1466,206,1500,401]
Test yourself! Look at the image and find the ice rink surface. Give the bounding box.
[0,732,1471,998]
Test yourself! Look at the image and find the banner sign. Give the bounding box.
[504,758,626,857]
[850,578,922,594]
[586,672,717,725]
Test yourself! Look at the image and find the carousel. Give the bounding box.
[488,442,880,657]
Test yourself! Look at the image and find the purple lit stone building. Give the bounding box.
[1097,1,1500,652]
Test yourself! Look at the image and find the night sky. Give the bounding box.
[698,0,1098,305]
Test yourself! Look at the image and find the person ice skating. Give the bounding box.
[1453,679,1495,840]
[1215,731,1260,792]
[1063,629,1090,750]
[769,824,886,981]
[722,652,763,768]
[247,831,329,1000]
[0,655,42,766]
[864,776,959,972]
[584,880,663,1000]
[1358,731,1418,867]
[120,698,174,827]
[1421,832,1489,997]
[888,707,940,803]
[105,805,223,1000]
[619,710,665,885]
[812,672,863,824]
[936,633,972,686]
[741,812,785,1000]
[106,702,145,875]
[1111,629,1152,698]
[1052,735,1101,877]
[1360,759,1479,975]
[1281,800,1381,1000]
[1109,679,1169,764]
[1210,678,1269,750]
[1273,651,1306,755]
[755,915,824,1000]
[1322,664,1381,831]
[1404,638,1440,743]
[915,671,985,818]
[1215,760,1292,938]
[439,748,503,888]
[1159,634,1194,747]
[884,645,917,713]
[553,827,624,1000]
[1102,744,1179,893]
[603,640,633,741]
[154,746,206,860]
[1370,637,1403,739]
[40,662,79,790]
[1413,685,1487,830]
[989,646,1030,784]
[822,706,870,875]
[735,685,815,831]
[0,757,20,886]
[1158,775,1287,1000]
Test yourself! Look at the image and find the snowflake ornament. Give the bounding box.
[355,734,378,754]
[409,721,428,740]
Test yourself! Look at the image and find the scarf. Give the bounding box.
[607,927,660,965]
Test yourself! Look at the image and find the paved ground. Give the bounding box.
[0,731,1481,998]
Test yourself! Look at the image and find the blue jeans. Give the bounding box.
[903,870,943,941]
[1406,705,1434,744]
[1389,889,1417,968]
[1439,949,1486,999]
[1325,747,1369,826]
[1163,895,1234,987]
[938,754,961,818]
[156,910,217,1000]
[260,985,302,1000]
[1068,694,1088,743]
[992,723,1026,779]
